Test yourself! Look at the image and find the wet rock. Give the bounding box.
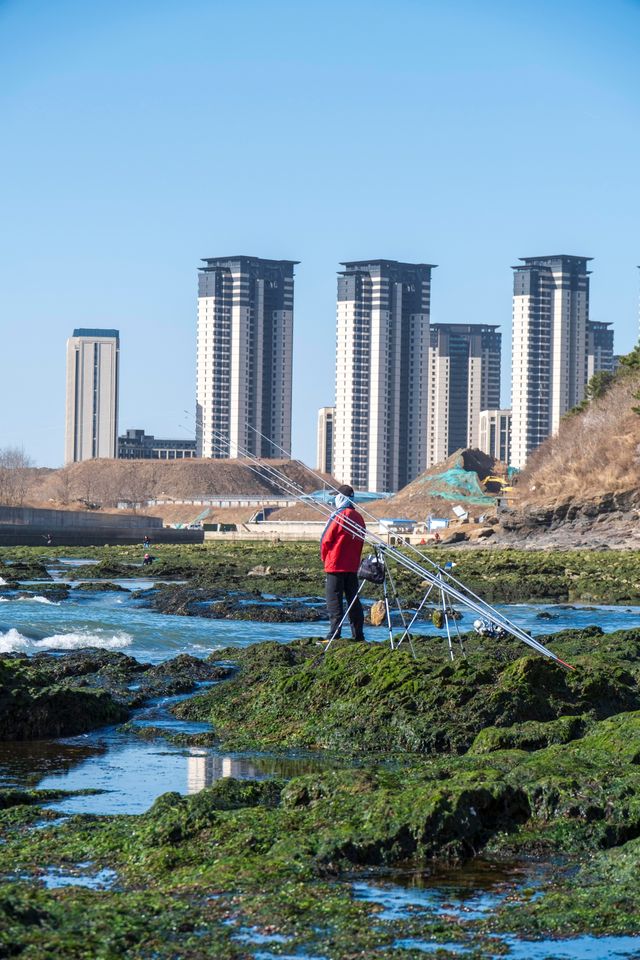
[206,600,322,622]
[145,584,323,622]
[72,581,127,592]
[63,560,135,580]
[28,649,146,685]
[0,649,233,739]
[0,559,51,583]
[139,654,232,696]
[144,584,228,616]
[0,659,128,741]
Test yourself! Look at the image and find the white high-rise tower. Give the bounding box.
[196,256,297,459]
[511,255,591,469]
[333,259,434,492]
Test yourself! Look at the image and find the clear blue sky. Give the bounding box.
[1,0,639,468]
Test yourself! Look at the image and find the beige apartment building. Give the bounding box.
[64,328,119,463]
[478,408,512,464]
[426,323,501,468]
[316,406,335,474]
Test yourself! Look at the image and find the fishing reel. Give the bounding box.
[473,618,507,639]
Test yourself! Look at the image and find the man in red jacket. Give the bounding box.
[320,484,366,642]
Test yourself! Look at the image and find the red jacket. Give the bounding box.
[321,506,366,573]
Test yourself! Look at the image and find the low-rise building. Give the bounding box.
[117,429,196,460]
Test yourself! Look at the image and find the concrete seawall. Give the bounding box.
[0,506,203,546]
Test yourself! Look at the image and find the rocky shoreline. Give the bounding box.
[1,625,640,955]
[2,545,640,956]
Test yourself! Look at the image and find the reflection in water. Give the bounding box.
[187,751,261,793]
[0,740,107,788]
[184,750,346,793]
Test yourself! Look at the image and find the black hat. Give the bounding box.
[337,484,354,498]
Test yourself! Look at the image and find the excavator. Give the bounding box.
[482,475,514,495]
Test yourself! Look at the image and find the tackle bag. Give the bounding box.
[358,553,386,584]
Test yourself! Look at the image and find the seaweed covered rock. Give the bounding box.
[0,658,128,740]
[144,584,323,622]
[173,630,640,756]
[0,559,51,583]
[469,715,589,754]
[0,650,231,739]
[3,707,640,953]
[72,581,127,592]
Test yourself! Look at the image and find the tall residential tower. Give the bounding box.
[426,323,501,467]
[64,328,119,463]
[333,259,434,492]
[196,256,297,459]
[511,255,591,469]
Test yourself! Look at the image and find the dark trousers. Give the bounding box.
[326,572,365,640]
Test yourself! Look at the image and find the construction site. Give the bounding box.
[4,449,513,546]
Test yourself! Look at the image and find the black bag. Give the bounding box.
[358,553,386,584]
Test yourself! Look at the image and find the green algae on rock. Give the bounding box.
[5,542,640,604]
[3,667,640,952]
[173,629,640,755]
[3,706,640,954]
[0,658,128,741]
[0,650,232,740]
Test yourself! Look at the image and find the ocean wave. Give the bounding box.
[18,596,60,605]
[0,595,58,605]
[0,628,133,654]
[0,628,30,653]
[0,577,7,586]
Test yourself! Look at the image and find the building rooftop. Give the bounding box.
[514,255,593,270]
[72,328,119,339]
[340,259,437,270]
[430,322,500,332]
[199,256,299,268]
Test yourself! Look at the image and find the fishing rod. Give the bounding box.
[193,417,573,669]
[242,425,575,668]
[201,420,570,666]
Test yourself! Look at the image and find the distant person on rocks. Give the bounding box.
[143,535,151,548]
[142,553,155,566]
[433,531,441,545]
[44,533,53,546]
[320,484,366,642]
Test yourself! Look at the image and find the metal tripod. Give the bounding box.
[395,562,465,660]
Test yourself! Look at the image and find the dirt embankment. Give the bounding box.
[495,374,640,550]
[18,458,333,519]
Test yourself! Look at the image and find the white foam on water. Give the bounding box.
[0,628,133,653]
[0,628,31,653]
[34,631,133,651]
[0,577,7,585]
[1,596,58,605]
[18,596,59,605]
